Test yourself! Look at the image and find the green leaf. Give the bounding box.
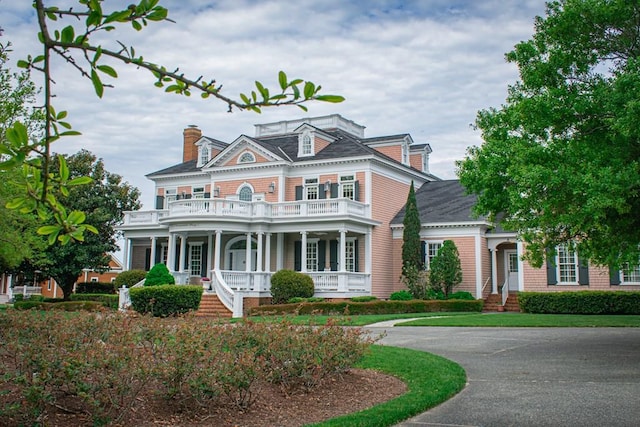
[68,176,93,186]
[85,224,99,234]
[37,225,60,236]
[59,234,71,245]
[104,10,131,24]
[6,122,29,147]
[59,156,69,181]
[278,71,287,90]
[132,20,143,31]
[303,82,315,99]
[5,198,25,210]
[297,104,308,112]
[240,93,251,104]
[17,60,29,69]
[67,210,87,225]
[255,81,269,101]
[97,64,118,78]
[91,69,104,98]
[60,131,82,137]
[61,25,75,44]
[314,95,346,103]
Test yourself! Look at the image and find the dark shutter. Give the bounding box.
[176,194,182,200]
[155,195,165,209]
[330,183,339,198]
[546,249,557,285]
[201,244,208,277]
[319,186,327,199]
[421,241,426,267]
[295,185,303,201]
[578,257,589,285]
[145,248,151,271]
[185,193,192,199]
[610,267,621,285]
[154,243,161,265]
[354,180,360,201]
[318,240,326,271]
[204,192,210,198]
[354,239,359,272]
[294,241,302,271]
[329,240,338,271]
[174,242,180,271]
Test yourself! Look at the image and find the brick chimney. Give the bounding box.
[183,125,202,163]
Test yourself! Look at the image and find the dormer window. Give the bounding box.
[402,141,409,165]
[422,152,429,173]
[298,131,314,157]
[238,151,256,164]
[200,146,209,165]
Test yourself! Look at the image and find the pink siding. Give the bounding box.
[374,145,402,163]
[522,263,640,292]
[409,153,422,171]
[315,136,331,153]
[285,177,302,202]
[216,177,279,202]
[226,149,270,165]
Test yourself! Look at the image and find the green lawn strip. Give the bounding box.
[245,312,476,326]
[308,345,466,427]
[396,313,640,327]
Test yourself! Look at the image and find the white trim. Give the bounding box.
[474,234,483,298]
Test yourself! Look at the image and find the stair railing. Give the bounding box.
[501,280,509,306]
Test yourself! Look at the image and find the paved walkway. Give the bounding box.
[364,324,640,427]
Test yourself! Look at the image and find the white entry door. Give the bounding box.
[505,250,519,291]
[228,249,257,271]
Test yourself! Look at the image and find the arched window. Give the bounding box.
[238,151,255,163]
[239,186,253,201]
[199,146,209,166]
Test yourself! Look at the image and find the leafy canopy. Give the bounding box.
[428,240,462,298]
[3,0,344,245]
[457,0,640,268]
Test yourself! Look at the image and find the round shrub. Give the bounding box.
[144,263,175,286]
[270,270,314,304]
[114,269,147,288]
[390,290,413,301]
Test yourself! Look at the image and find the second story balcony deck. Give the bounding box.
[121,198,372,228]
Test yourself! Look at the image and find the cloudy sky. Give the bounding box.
[2,0,548,209]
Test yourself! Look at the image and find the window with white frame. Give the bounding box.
[304,178,319,200]
[424,241,442,270]
[160,244,168,265]
[189,243,203,276]
[164,188,177,209]
[192,186,205,199]
[199,146,209,166]
[557,244,578,284]
[306,239,318,271]
[340,175,355,200]
[90,277,98,282]
[111,277,116,283]
[298,131,314,157]
[238,151,255,163]
[402,142,409,165]
[422,153,429,173]
[345,238,356,272]
[622,263,640,284]
[238,185,253,201]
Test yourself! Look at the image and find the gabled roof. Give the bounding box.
[147,159,198,177]
[392,180,485,225]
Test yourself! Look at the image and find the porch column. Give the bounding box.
[516,241,525,291]
[122,237,130,271]
[491,248,498,294]
[245,232,252,272]
[214,230,222,270]
[256,232,264,272]
[475,234,483,299]
[179,234,187,272]
[265,233,272,272]
[167,233,175,271]
[339,229,347,272]
[301,231,308,272]
[149,237,157,268]
[276,233,284,270]
[207,233,213,277]
[365,230,372,275]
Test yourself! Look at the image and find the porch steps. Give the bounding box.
[196,294,232,318]
[483,292,520,312]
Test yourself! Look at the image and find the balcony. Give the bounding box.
[121,198,370,227]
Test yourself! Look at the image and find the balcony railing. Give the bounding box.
[121,198,368,226]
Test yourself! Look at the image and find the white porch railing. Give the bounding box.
[118,279,145,311]
[501,280,509,306]
[213,270,243,317]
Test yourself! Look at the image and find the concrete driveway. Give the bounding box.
[365,325,640,427]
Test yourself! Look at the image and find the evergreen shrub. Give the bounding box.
[114,269,148,288]
[518,291,640,314]
[270,270,314,304]
[129,285,202,317]
[390,290,413,301]
[76,281,117,294]
[144,264,175,286]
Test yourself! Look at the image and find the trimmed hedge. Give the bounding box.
[76,281,117,294]
[518,291,640,314]
[114,269,147,288]
[129,285,203,317]
[249,298,484,316]
[70,293,119,309]
[390,291,413,301]
[13,301,106,312]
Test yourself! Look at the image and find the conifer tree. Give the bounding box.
[402,181,423,274]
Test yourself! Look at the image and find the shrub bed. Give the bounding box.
[0,311,374,426]
[70,293,119,309]
[76,281,116,294]
[13,300,106,312]
[129,285,202,317]
[249,299,484,316]
[518,291,640,314]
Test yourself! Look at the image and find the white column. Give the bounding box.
[245,232,252,272]
[150,237,157,268]
[491,248,498,294]
[475,234,483,299]
[517,240,525,291]
[276,233,284,270]
[339,229,347,272]
[207,233,213,277]
[179,234,187,272]
[167,233,175,272]
[256,232,264,272]
[301,231,308,272]
[214,230,222,270]
[365,229,372,275]
[265,233,272,272]
[122,237,130,271]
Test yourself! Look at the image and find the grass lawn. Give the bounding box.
[310,344,466,427]
[396,312,640,327]
[245,311,477,326]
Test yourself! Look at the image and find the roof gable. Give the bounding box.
[208,135,284,167]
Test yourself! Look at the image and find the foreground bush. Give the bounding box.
[70,293,119,309]
[250,299,484,316]
[518,291,640,314]
[13,300,106,312]
[76,281,117,294]
[0,311,374,426]
[114,269,148,288]
[144,263,174,286]
[129,285,202,317]
[270,269,314,304]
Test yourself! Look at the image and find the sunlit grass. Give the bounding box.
[396,313,640,327]
[244,312,477,326]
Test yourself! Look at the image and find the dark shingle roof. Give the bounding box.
[146,159,199,177]
[392,180,484,225]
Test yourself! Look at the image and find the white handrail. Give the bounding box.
[481,276,491,296]
[213,270,243,317]
[501,280,509,306]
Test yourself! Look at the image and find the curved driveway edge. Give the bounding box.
[365,326,640,427]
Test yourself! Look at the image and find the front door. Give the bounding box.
[228,249,257,271]
[505,250,519,291]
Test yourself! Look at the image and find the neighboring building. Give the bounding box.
[117,114,640,316]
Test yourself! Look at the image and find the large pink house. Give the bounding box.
[117,114,640,316]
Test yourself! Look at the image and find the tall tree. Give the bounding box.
[38,150,140,299]
[458,0,640,268]
[428,240,462,298]
[402,181,423,275]
[4,1,343,244]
